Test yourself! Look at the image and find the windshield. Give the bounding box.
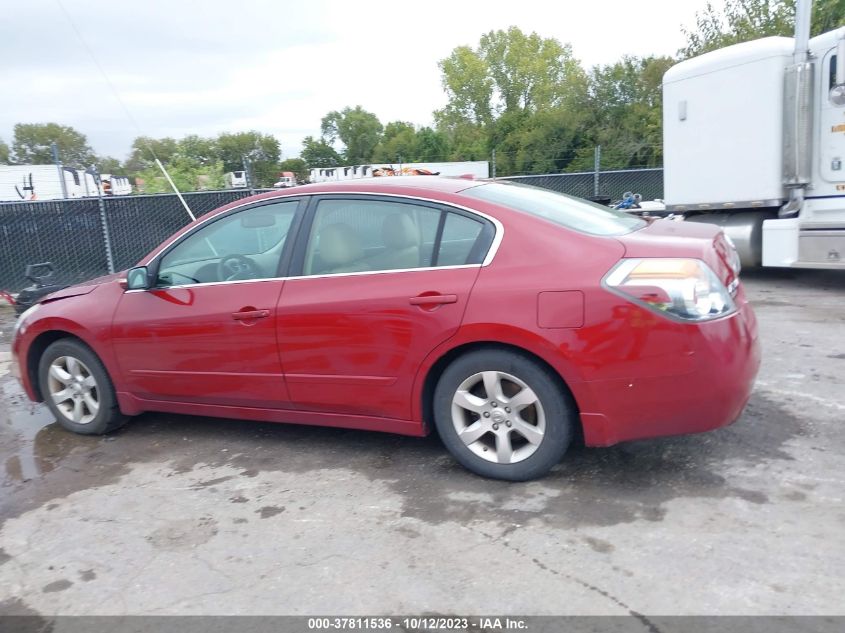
[463,181,646,236]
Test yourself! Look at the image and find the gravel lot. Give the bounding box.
[0,269,843,616]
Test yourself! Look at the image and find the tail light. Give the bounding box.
[604,258,737,322]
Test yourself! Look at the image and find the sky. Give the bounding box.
[0,0,708,163]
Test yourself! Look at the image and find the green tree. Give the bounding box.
[12,123,96,166]
[178,135,219,166]
[431,116,488,162]
[217,131,280,187]
[437,27,587,123]
[569,55,674,171]
[438,46,494,125]
[680,0,845,58]
[278,158,308,183]
[492,108,589,176]
[372,121,418,163]
[96,156,123,174]
[371,123,453,163]
[124,136,179,176]
[0,138,9,164]
[414,127,451,162]
[435,27,589,170]
[301,135,342,169]
[137,156,225,193]
[321,106,383,164]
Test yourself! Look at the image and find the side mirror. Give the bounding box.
[125,266,152,290]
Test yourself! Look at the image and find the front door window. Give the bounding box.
[157,201,299,286]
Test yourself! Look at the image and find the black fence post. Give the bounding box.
[593,145,601,198]
[98,193,116,274]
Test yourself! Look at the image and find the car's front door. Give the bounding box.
[111,199,302,408]
[277,195,496,421]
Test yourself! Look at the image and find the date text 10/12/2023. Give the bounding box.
[307,617,528,630]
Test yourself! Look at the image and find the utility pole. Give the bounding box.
[51,142,68,199]
[491,149,496,179]
[593,145,601,197]
[242,155,254,193]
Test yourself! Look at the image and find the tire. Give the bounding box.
[38,339,128,435]
[433,349,574,481]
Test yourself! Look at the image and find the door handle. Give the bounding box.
[232,309,270,320]
[409,294,458,306]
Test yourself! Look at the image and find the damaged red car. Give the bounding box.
[11,178,759,480]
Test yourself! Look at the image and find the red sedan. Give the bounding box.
[11,178,760,480]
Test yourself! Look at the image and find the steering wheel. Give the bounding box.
[217,254,257,281]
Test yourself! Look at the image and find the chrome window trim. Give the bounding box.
[125,263,483,293]
[142,190,504,274]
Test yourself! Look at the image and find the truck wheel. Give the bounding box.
[433,349,574,481]
[38,339,128,435]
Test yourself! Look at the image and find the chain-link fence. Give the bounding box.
[501,167,664,204]
[0,190,265,292]
[0,168,664,293]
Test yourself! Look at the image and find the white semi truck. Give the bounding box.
[663,0,845,269]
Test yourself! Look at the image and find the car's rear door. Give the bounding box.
[276,194,496,421]
[111,198,304,408]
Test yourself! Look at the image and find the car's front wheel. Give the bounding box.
[433,348,574,481]
[38,339,128,435]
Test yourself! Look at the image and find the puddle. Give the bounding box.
[0,306,101,486]
[1,374,97,485]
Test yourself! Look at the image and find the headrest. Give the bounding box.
[319,223,363,266]
[382,214,418,250]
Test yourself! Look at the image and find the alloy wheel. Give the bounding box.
[47,356,100,425]
[451,370,546,464]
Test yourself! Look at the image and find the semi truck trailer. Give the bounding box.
[663,0,845,269]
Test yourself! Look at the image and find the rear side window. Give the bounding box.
[301,198,496,276]
[463,181,645,236]
[303,199,440,275]
[437,212,486,266]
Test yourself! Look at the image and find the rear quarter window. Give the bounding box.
[463,181,645,236]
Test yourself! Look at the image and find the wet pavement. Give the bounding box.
[0,270,843,616]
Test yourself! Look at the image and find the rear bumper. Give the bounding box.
[579,300,760,447]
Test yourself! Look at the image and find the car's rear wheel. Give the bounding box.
[38,339,127,435]
[433,349,574,481]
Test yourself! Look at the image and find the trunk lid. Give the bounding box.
[615,218,738,291]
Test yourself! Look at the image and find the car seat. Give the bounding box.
[366,213,420,271]
[314,222,368,274]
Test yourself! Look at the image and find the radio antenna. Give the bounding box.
[54,0,196,222]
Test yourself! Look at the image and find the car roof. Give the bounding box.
[195,177,490,225]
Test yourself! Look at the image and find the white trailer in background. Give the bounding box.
[99,174,132,196]
[309,161,490,184]
[0,166,131,201]
[224,171,248,188]
[82,171,102,197]
[662,0,845,269]
[115,176,131,195]
[0,165,81,201]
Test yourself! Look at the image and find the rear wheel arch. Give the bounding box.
[421,341,582,441]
